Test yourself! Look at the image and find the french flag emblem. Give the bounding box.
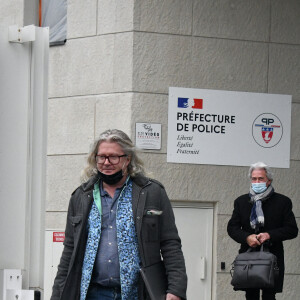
[178,97,203,109]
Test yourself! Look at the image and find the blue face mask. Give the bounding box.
[251,182,267,194]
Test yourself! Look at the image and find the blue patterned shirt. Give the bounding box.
[91,181,125,287]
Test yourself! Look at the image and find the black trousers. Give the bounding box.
[245,289,276,300]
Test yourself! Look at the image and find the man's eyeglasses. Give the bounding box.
[95,154,127,165]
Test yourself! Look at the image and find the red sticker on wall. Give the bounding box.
[53,232,65,242]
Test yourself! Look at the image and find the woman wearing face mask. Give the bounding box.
[227,162,298,300]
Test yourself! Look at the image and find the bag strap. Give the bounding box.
[260,242,271,252]
[246,242,270,253]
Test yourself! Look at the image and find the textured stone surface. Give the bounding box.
[48,33,133,98]
[131,93,168,153]
[271,160,300,217]
[0,0,23,28]
[48,97,95,155]
[139,152,189,200]
[216,272,244,300]
[271,0,300,45]
[67,0,97,38]
[133,33,269,94]
[191,37,268,93]
[95,93,132,138]
[291,103,300,160]
[284,237,300,274]
[268,44,300,103]
[193,0,270,41]
[133,33,192,93]
[276,274,300,299]
[133,0,192,35]
[98,0,134,34]
[187,164,249,213]
[217,215,241,271]
[45,212,67,230]
[46,155,87,211]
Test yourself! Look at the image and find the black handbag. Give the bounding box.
[230,244,279,290]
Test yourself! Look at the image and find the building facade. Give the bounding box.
[1,1,299,299]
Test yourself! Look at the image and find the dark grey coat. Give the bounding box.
[227,192,298,293]
[51,174,187,300]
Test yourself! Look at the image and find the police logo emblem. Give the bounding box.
[252,113,283,148]
[262,127,273,143]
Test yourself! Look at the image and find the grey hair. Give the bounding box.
[81,129,145,182]
[248,161,273,181]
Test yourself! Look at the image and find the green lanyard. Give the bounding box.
[93,177,130,216]
[93,180,102,216]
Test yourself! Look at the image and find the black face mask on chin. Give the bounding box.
[97,169,124,185]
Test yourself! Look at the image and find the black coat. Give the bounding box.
[50,174,187,300]
[227,192,298,292]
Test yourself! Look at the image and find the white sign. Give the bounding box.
[167,87,291,168]
[136,123,161,150]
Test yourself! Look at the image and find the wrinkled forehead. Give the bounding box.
[97,141,124,154]
[251,168,267,177]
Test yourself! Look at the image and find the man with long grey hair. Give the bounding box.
[227,162,298,300]
[51,129,187,300]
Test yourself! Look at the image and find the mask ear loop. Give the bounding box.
[121,160,127,176]
[121,154,131,176]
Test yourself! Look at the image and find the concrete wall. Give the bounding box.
[46,1,300,299]
[0,0,23,28]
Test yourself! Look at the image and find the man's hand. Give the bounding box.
[246,234,261,247]
[166,293,181,300]
[256,232,270,244]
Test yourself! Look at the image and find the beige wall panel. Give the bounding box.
[272,160,300,217]
[49,33,133,98]
[98,0,134,34]
[131,93,168,153]
[134,0,192,35]
[133,33,192,93]
[95,93,132,138]
[276,274,300,300]
[191,38,268,93]
[0,0,23,28]
[193,0,270,42]
[139,153,189,200]
[291,103,300,160]
[268,44,300,103]
[216,272,244,300]
[217,215,240,272]
[271,0,300,45]
[113,34,134,91]
[48,97,95,155]
[187,165,249,212]
[68,0,97,39]
[133,33,268,94]
[284,236,300,274]
[45,212,67,230]
[46,155,86,211]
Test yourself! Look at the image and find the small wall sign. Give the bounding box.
[135,123,161,150]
